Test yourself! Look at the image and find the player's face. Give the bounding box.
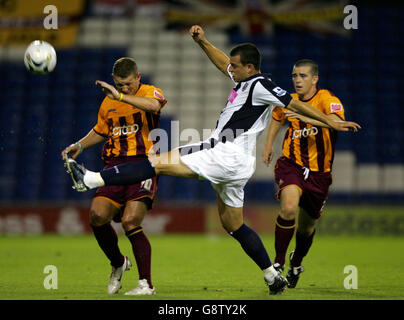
[112,72,141,95]
[292,66,318,96]
[229,55,252,82]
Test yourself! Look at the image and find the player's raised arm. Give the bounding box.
[95,80,166,113]
[284,111,334,128]
[190,25,230,77]
[286,98,361,132]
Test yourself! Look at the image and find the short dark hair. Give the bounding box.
[112,57,138,78]
[230,43,261,70]
[294,59,319,76]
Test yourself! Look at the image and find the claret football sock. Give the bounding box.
[290,229,316,267]
[125,227,153,289]
[100,159,156,186]
[274,215,296,266]
[91,223,125,268]
[230,223,272,270]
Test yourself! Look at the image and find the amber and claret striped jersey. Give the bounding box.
[272,89,345,172]
[93,84,166,163]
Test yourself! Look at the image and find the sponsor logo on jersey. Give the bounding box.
[292,127,318,139]
[107,108,116,113]
[227,89,238,103]
[330,103,343,113]
[112,124,139,136]
[154,90,164,100]
[242,83,249,91]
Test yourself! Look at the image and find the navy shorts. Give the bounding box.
[274,156,332,219]
[95,156,157,215]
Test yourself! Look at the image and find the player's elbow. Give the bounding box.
[147,100,162,113]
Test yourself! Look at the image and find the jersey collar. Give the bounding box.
[298,86,320,102]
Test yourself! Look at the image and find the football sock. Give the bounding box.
[263,265,279,284]
[83,170,105,189]
[290,229,316,267]
[91,223,124,268]
[126,227,153,288]
[100,159,156,186]
[230,223,272,270]
[274,215,296,266]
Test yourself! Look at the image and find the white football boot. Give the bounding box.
[107,256,132,294]
[124,279,156,296]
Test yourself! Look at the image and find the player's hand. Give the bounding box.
[189,25,206,43]
[262,146,274,167]
[61,143,81,160]
[330,119,361,132]
[95,80,120,100]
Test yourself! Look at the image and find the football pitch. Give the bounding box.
[0,234,402,300]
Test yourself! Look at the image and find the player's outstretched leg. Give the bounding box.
[218,199,288,294]
[64,155,158,192]
[230,224,288,295]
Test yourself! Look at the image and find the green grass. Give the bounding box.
[0,234,403,300]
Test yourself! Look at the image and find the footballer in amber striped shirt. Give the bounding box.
[262,59,346,287]
[61,57,166,295]
[94,83,165,163]
[272,88,344,173]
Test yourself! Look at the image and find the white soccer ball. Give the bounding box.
[24,40,57,75]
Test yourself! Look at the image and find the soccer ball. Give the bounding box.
[24,40,57,75]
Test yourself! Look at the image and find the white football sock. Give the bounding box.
[83,170,105,189]
[263,265,278,284]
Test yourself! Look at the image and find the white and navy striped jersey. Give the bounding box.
[180,64,292,156]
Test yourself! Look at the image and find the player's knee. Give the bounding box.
[280,202,298,220]
[221,221,232,233]
[297,227,315,238]
[121,215,141,231]
[89,210,110,227]
[220,216,243,233]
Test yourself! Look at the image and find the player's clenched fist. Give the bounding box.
[189,25,206,43]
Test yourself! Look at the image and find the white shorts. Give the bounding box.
[179,141,256,208]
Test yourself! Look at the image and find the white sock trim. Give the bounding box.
[83,171,105,189]
[263,265,278,284]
